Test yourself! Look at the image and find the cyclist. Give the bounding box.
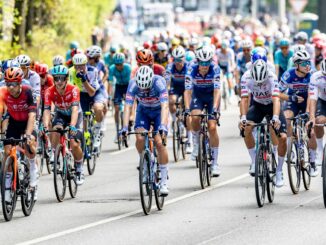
[69,53,104,149]
[104,45,117,70]
[108,53,132,142]
[216,39,235,97]
[154,42,169,68]
[274,38,293,80]
[246,47,276,73]
[52,55,65,67]
[239,60,287,187]
[43,65,84,185]
[1,67,38,201]
[184,45,222,177]
[134,48,165,76]
[295,31,315,66]
[185,51,196,63]
[66,41,79,62]
[307,59,326,167]
[120,66,170,195]
[165,46,193,153]
[188,38,198,52]
[314,41,324,71]
[272,31,283,59]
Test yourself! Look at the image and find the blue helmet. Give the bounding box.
[70,41,79,49]
[50,65,69,76]
[251,47,267,63]
[110,45,118,53]
[1,59,20,72]
[279,38,290,47]
[113,53,125,64]
[185,51,196,62]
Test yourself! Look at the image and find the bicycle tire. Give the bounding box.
[172,121,180,162]
[255,145,266,207]
[86,135,96,175]
[287,139,301,194]
[266,151,277,203]
[44,137,52,174]
[198,133,207,189]
[21,163,35,216]
[68,158,78,198]
[1,156,17,221]
[302,140,311,190]
[53,144,67,202]
[38,138,44,176]
[322,146,326,208]
[179,121,186,160]
[139,151,152,215]
[205,138,212,186]
[154,163,164,210]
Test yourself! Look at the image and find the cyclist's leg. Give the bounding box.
[190,95,204,160]
[113,86,123,126]
[134,106,150,154]
[314,99,326,165]
[24,130,38,187]
[207,99,220,172]
[168,82,178,121]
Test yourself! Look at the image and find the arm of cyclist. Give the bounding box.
[184,72,193,117]
[306,78,319,127]
[76,69,97,97]
[239,74,250,129]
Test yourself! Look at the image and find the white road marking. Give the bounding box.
[17,173,249,245]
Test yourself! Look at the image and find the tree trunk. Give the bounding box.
[12,0,28,48]
[26,0,34,45]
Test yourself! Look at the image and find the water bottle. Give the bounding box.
[18,162,24,181]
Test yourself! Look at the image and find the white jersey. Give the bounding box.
[240,70,280,105]
[309,71,326,101]
[25,70,41,100]
[216,48,235,68]
[245,61,276,74]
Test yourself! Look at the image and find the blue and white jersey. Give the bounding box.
[236,52,250,77]
[164,62,188,85]
[185,62,221,96]
[280,68,311,98]
[126,75,168,109]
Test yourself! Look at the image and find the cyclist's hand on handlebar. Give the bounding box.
[119,127,129,137]
[239,115,247,130]
[212,107,220,120]
[69,125,78,136]
[24,134,32,144]
[305,119,315,129]
[158,124,168,137]
[271,115,281,130]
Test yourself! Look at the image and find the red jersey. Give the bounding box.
[44,83,80,116]
[41,75,54,101]
[0,85,37,121]
[131,64,166,78]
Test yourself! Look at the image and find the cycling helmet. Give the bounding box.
[279,38,290,47]
[113,53,125,64]
[312,29,321,37]
[315,41,324,49]
[274,31,283,41]
[72,53,88,65]
[157,42,168,51]
[172,46,185,59]
[143,41,151,49]
[135,66,154,89]
[189,38,198,46]
[16,54,31,66]
[241,39,253,49]
[234,36,242,43]
[51,65,69,76]
[52,55,64,66]
[35,63,49,76]
[110,45,117,53]
[221,40,230,49]
[321,59,326,75]
[251,47,267,63]
[255,36,265,46]
[223,30,232,40]
[185,51,196,62]
[196,45,214,62]
[86,45,102,58]
[295,31,308,41]
[70,41,79,49]
[1,59,20,72]
[4,67,24,83]
[171,38,180,46]
[136,49,154,65]
[292,50,310,64]
[251,60,268,84]
[292,44,306,53]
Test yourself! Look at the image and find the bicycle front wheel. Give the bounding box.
[302,140,311,190]
[21,166,35,216]
[172,121,180,162]
[322,146,326,208]
[53,144,67,202]
[255,145,266,207]
[68,161,78,198]
[266,152,277,203]
[198,133,207,189]
[287,140,301,194]
[1,156,17,221]
[154,164,164,210]
[139,151,152,215]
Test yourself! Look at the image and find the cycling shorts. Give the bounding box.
[135,106,161,132]
[113,84,128,105]
[169,82,185,97]
[190,92,216,120]
[219,65,233,79]
[4,117,37,146]
[52,112,83,141]
[80,90,106,113]
[316,98,326,117]
[283,100,307,116]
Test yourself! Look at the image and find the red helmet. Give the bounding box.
[143,42,151,49]
[136,49,154,65]
[4,67,24,83]
[35,63,49,76]
[70,48,83,58]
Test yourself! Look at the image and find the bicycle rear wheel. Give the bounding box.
[205,139,212,186]
[179,121,186,160]
[198,133,207,189]
[302,140,311,190]
[139,151,152,215]
[322,146,326,208]
[21,164,35,216]
[38,137,45,176]
[172,121,180,162]
[53,144,67,202]
[255,145,266,207]
[86,136,96,175]
[1,156,17,221]
[68,161,78,198]
[287,140,301,194]
[267,152,277,203]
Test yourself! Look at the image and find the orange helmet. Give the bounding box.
[4,67,24,83]
[136,49,154,65]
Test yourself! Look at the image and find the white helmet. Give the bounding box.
[52,55,64,66]
[274,31,284,41]
[72,53,88,65]
[292,44,306,53]
[189,38,198,46]
[196,45,214,62]
[16,54,31,66]
[251,60,268,84]
[296,31,308,41]
[223,30,232,40]
[241,39,253,49]
[172,46,185,59]
[292,50,310,64]
[321,59,326,75]
[135,66,154,89]
[157,42,168,51]
[86,45,102,58]
[221,39,230,48]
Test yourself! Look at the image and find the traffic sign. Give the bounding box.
[289,0,308,14]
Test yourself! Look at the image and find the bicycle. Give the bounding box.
[172,96,186,162]
[1,137,36,221]
[47,128,77,202]
[37,122,51,175]
[116,99,126,151]
[244,119,277,208]
[287,113,311,194]
[126,129,165,215]
[83,111,97,175]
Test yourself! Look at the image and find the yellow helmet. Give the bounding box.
[255,36,265,47]
[171,38,180,46]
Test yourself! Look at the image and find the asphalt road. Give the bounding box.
[1,105,326,245]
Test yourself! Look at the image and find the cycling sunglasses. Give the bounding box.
[280,46,289,49]
[299,61,311,67]
[198,61,211,67]
[53,75,67,82]
[242,48,251,52]
[6,82,20,87]
[174,58,183,63]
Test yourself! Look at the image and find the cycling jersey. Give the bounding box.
[274,49,294,79]
[126,75,168,109]
[109,63,131,85]
[241,70,279,105]
[0,85,37,121]
[216,48,235,71]
[104,53,114,69]
[236,52,251,77]
[309,71,326,101]
[95,60,107,83]
[154,53,169,68]
[69,65,100,92]
[280,68,311,98]
[44,84,81,116]
[41,75,54,101]
[165,62,188,96]
[25,70,41,100]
